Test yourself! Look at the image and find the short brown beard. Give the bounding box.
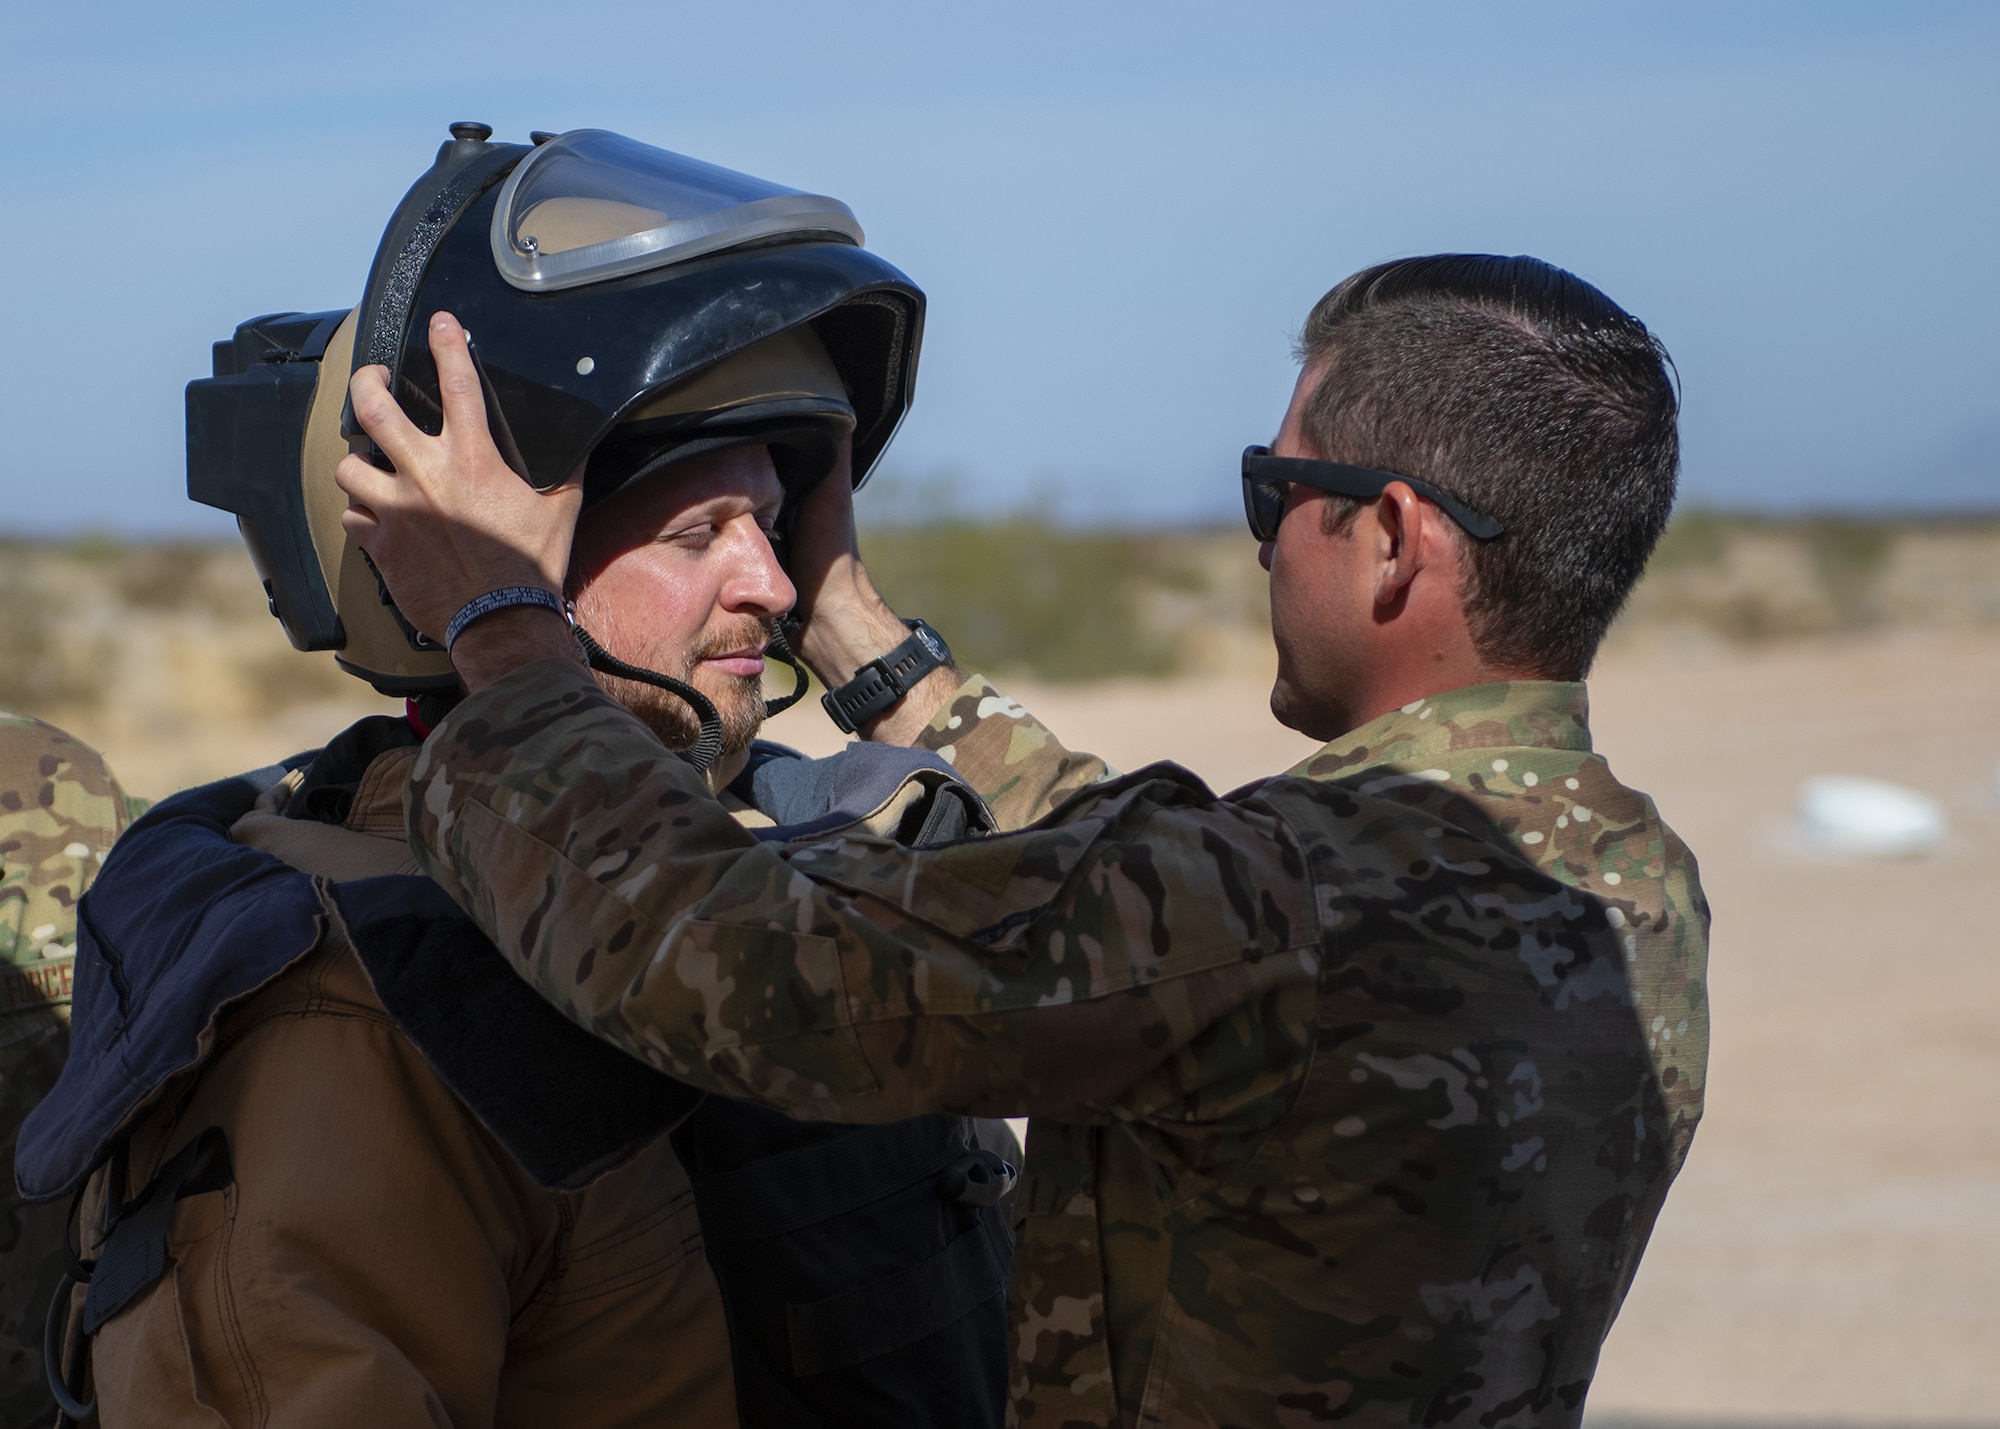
[580,613,773,759]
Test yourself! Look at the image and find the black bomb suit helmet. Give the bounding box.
[188,122,923,736]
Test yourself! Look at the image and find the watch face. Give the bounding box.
[914,624,949,663]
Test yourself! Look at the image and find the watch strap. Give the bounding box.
[821,620,951,733]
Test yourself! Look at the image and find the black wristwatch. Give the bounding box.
[821,619,953,734]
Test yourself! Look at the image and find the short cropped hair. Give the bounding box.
[1295,254,1679,680]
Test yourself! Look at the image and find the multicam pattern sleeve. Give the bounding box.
[408,663,1710,1429]
[0,714,135,1009]
[2,712,136,1425]
[910,674,1114,830]
[408,660,1319,1127]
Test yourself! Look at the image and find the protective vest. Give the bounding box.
[19,720,1011,1428]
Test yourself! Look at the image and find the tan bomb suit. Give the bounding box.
[81,746,733,1428]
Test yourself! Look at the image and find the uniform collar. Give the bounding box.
[1288,681,1591,781]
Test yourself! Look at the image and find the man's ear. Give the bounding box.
[1372,481,1431,608]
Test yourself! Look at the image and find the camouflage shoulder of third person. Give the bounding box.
[0,711,141,979]
[1,711,139,1429]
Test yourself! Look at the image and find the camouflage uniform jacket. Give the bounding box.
[408,663,1710,1428]
[1,713,138,1429]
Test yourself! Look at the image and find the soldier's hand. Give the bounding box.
[784,448,906,685]
[335,312,582,688]
[784,456,959,743]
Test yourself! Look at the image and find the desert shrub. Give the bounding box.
[1646,509,1732,570]
[236,645,367,716]
[64,531,127,567]
[1802,519,1894,625]
[108,542,230,614]
[0,553,108,713]
[859,516,1192,681]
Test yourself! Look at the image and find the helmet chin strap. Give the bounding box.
[762,625,811,717]
[566,618,811,777]
[569,624,725,775]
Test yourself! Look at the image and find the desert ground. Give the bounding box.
[6,527,1997,1427]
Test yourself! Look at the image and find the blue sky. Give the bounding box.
[3,1,1994,532]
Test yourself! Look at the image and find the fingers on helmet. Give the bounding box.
[338,502,380,542]
[347,365,424,471]
[428,312,490,440]
[335,451,396,513]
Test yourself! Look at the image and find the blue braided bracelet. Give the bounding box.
[444,586,568,653]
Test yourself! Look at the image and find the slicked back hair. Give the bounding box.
[1295,254,1679,680]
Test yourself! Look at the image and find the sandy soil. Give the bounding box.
[56,628,2000,1426]
[1576,631,2000,1427]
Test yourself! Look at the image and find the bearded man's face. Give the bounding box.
[567,445,794,763]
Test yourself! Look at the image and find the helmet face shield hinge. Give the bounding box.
[358,550,446,656]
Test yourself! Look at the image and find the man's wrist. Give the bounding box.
[861,663,961,745]
[788,560,964,741]
[450,606,582,693]
[820,620,954,734]
[791,563,913,688]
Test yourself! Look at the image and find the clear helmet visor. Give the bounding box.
[491,129,864,292]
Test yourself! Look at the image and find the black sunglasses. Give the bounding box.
[1241,446,1506,543]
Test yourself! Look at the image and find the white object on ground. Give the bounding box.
[1796,775,1946,858]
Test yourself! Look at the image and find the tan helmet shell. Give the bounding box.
[285,309,458,688]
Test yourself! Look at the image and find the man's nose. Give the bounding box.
[723,525,797,618]
[1258,539,1276,573]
